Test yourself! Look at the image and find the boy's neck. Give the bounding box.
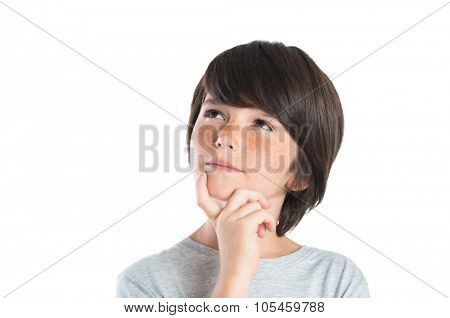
[188,219,302,259]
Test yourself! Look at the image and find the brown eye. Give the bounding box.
[254,119,273,131]
[203,110,273,132]
[203,110,224,120]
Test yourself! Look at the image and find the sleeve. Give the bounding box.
[339,258,370,298]
[115,272,158,298]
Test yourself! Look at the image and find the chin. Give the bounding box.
[206,174,240,201]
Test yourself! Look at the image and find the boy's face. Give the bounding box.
[190,93,301,203]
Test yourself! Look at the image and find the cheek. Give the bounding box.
[244,134,288,174]
[191,124,217,162]
[267,143,291,175]
[243,133,269,170]
[245,140,292,198]
[192,124,216,147]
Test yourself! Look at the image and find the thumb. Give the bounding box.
[195,171,222,220]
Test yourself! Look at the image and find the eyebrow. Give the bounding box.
[203,98,278,121]
[202,98,221,105]
[258,112,277,120]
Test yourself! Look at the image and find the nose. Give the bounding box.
[214,123,240,150]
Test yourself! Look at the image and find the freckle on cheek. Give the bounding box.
[244,136,272,171]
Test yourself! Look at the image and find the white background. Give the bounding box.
[0,0,449,301]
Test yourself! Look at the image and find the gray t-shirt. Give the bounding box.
[116,237,370,298]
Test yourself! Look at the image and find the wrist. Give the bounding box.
[219,271,252,284]
[219,267,254,281]
[211,273,252,298]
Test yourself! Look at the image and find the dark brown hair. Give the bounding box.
[186,40,344,237]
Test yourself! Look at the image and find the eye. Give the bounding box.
[203,109,225,120]
[203,109,274,132]
[254,119,273,131]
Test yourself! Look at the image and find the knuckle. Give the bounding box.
[250,201,262,211]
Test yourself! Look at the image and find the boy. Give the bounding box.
[116,40,370,298]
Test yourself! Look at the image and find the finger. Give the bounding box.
[224,201,268,239]
[257,223,267,238]
[248,194,271,239]
[221,188,270,220]
[195,171,221,219]
[240,209,277,233]
[229,201,263,221]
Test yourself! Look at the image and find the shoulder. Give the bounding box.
[115,252,166,298]
[304,245,370,297]
[305,245,359,267]
[115,241,199,298]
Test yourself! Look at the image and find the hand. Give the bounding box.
[195,170,277,279]
[194,170,271,239]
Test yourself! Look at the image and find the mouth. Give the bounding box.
[205,161,243,173]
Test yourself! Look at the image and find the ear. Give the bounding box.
[285,173,309,192]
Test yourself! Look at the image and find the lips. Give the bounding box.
[206,160,242,172]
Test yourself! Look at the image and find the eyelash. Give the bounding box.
[203,109,274,132]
